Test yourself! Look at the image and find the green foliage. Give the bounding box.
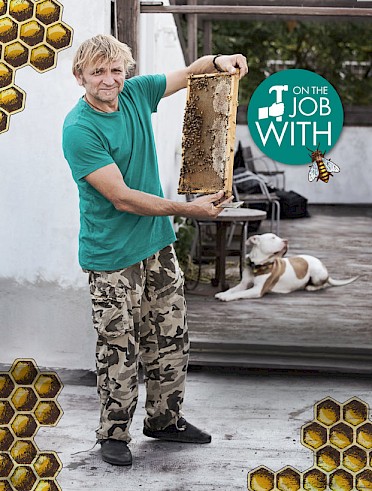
[174,216,196,270]
[210,19,371,106]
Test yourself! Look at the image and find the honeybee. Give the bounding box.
[308,145,340,183]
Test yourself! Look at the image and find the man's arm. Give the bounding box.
[84,163,231,219]
[164,54,248,97]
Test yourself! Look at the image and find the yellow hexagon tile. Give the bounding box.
[343,398,368,427]
[10,439,38,465]
[34,374,62,400]
[329,469,353,491]
[35,0,61,26]
[33,452,62,479]
[0,359,63,490]
[10,465,37,491]
[8,0,34,23]
[247,397,372,491]
[0,16,19,44]
[19,19,44,46]
[29,43,55,72]
[276,466,301,491]
[0,403,14,426]
[10,360,38,385]
[356,469,372,491]
[248,466,275,491]
[34,479,62,491]
[11,413,39,439]
[0,453,14,479]
[0,61,14,88]
[0,0,73,132]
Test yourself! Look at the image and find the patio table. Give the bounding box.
[197,207,267,291]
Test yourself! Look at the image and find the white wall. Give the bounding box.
[236,124,372,203]
[0,0,186,370]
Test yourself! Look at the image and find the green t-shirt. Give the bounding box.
[62,74,176,271]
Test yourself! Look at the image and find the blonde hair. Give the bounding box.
[72,34,136,75]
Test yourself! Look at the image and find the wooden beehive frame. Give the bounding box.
[178,71,239,197]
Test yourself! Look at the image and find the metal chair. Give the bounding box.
[232,170,280,236]
[241,145,286,190]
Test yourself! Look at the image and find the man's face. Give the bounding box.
[75,58,126,104]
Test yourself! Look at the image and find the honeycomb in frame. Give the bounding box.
[247,396,372,491]
[0,0,73,133]
[178,71,239,197]
[0,359,63,490]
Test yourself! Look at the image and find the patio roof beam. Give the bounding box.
[140,5,372,17]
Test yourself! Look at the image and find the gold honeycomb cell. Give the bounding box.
[343,399,368,427]
[316,399,341,426]
[248,467,275,491]
[302,422,327,450]
[329,423,353,450]
[33,452,61,478]
[4,41,30,68]
[34,480,62,491]
[0,62,14,89]
[10,465,37,491]
[30,44,56,71]
[316,445,340,473]
[0,480,13,491]
[20,19,45,46]
[0,110,9,133]
[0,428,14,452]
[329,469,353,491]
[9,0,34,22]
[356,423,372,449]
[303,468,327,491]
[10,440,38,465]
[11,414,38,438]
[0,86,25,114]
[10,360,37,385]
[0,374,15,398]
[0,401,15,425]
[35,0,61,25]
[356,469,372,491]
[0,0,7,16]
[0,452,14,478]
[34,401,62,426]
[0,16,19,43]
[46,21,72,50]
[11,387,38,412]
[343,445,367,473]
[34,374,62,399]
[276,467,301,491]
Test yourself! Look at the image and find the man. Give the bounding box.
[63,34,248,466]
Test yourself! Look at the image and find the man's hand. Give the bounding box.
[213,54,248,79]
[185,191,233,219]
[165,53,248,96]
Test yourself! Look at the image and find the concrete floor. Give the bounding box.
[33,368,372,491]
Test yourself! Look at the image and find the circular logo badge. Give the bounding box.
[247,69,344,165]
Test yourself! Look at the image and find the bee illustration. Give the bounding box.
[308,145,340,183]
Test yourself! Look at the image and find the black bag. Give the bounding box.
[275,190,310,219]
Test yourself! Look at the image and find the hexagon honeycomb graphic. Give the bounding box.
[0,0,73,133]
[248,397,372,491]
[0,359,63,490]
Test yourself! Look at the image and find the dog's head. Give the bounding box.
[246,233,288,265]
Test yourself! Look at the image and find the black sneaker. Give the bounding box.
[100,439,132,466]
[143,418,211,444]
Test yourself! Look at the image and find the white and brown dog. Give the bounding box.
[215,233,358,301]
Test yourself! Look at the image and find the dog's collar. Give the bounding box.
[246,257,275,276]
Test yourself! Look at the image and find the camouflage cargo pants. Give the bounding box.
[87,245,189,443]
